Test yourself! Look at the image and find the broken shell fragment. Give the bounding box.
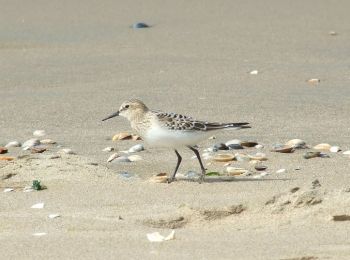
[213,154,235,162]
[255,144,264,149]
[226,167,249,176]
[0,156,15,161]
[249,70,258,75]
[5,141,21,148]
[147,230,175,242]
[225,139,242,146]
[3,188,14,193]
[303,151,321,159]
[48,214,60,219]
[343,150,350,155]
[107,153,119,162]
[271,146,294,153]
[285,139,307,149]
[307,78,320,84]
[241,141,258,148]
[112,132,132,141]
[313,143,331,151]
[276,169,286,174]
[330,146,340,153]
[0,147,8,154]
[31,202,44,209]
[131,135,142,141]
[149,173,168,183]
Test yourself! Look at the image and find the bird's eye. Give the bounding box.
[125,105,129,109]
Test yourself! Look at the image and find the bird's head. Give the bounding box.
[102,99,148,122]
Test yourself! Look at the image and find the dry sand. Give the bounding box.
[1,0,350,259]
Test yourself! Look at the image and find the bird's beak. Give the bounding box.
[102,111,119,121]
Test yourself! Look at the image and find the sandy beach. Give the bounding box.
[1,0,350,259]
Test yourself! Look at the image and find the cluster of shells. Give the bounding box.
[0,130,77,164]
[104,132,144,164]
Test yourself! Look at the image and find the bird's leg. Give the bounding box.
[168,149,182,183]
[187,146,206,183]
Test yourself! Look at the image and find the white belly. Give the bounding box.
[144,126,211,148]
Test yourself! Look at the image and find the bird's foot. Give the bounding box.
[167,177,176,184]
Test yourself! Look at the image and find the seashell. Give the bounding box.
[276,169,286,174]
[227,144,244,150]
[132,22,150,29]
[128,144,144,153]
[58,148,76,155]
[329,31,337,36]
[112,156,131,163]
[22,138,40,149]
[149,173,168,183]
[213,154,235,162]
[313,143,331,151]
[30,147,47,154]
[225,139,242,146]
[33,130,46,137]
[128,155,143,162]
[241,141,258,148]
[112,132,132,141]
[147,230,175,242]
[285,139,307,149]
[303,151,321,159]
[249,160,260,164]
[132,135,142,141]
[102,147,114,152]
[330,146,340,153]
[271,145,294,153]
[40,139,56,145]
[5,141,21,148]
[226,167,249,176]
[31,202,44,209]
[0,147,8,154]
[342,150,350,155]
[48,214,60,219]
[235,153,250,162]
[249,70,258,75]
[0,156,15,161]
[248,153,268,161]
[107,153,119,162]
[3,188,14,192]
[213,143,229,150]
[208,136,216,140]
[32,232,47,236]
[254,165,267,171]
[307,78,320,84]
[255,144,264,149]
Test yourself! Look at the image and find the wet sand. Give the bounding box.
[1,0,350,259]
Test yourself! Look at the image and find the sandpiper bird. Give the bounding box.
[102,99,250,183]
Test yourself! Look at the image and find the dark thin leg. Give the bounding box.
[168,149,182,183]
[187,146,206,183]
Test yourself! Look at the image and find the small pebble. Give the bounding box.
[330,146,340,153]
[276,169,286,174]
[40,139,56,145]
[311,179,321,189]
[31,203,45,209]
[128,144,144,153]
[33,130,46,137]
[102,147,114,152]
[3,188,14,193]
[22,139,40,150]
[0,147,8,154]
[5,141,21,148]
[132,22,150,29]
[303,151,321,159]
[329,31,338,36]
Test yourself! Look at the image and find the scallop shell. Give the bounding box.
[112,132,132,141]
[213,154,235,162]
[313,143,331,151]
[226,167,249,176]
[285,139,307,149]
[149,173,168,183]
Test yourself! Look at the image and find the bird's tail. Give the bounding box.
[206,122,250,131]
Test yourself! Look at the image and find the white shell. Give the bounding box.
[107,153,119,162]
[102,147,114,152]
[111,156,130,163]
[31,203,44,209]
[226,167,249,176]
[313,143,331,151]
[5,141,21,148]
[48,214,60,219]
[128,144,144,153]
[225,139,242,146]
[285,139,306,149]
[3,188,14,192]
[342,150,350,155]
[276,169,286,174]
[307,78,320,84]
[330,146,340,153]
[255,144,264,149]
[128,155,143,162]
[32,232,47,236]
[40,139,56,144]
[249,70,258,75]
[22,138,40,149]
[58,148,76,155]
[147,230,175,242]
[33,130,46,137]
